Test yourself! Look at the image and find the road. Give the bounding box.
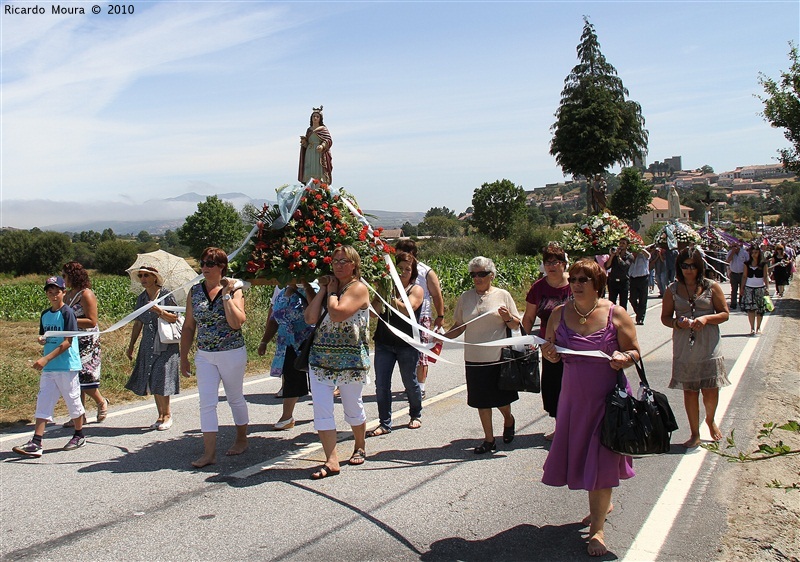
[0,289,786,561]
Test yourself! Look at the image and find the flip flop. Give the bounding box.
[311,465,340,480]
[408,418,422,430]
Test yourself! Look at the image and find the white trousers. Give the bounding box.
[35,371,85,422]
[195,347,249,433]
[309,370,367,431]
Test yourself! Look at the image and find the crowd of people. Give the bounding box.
[12,231,799,557]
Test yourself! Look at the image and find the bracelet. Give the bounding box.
[672,319,681,329]
[329,292,338,298]
[436,315,444,319]
[623,351,636,363]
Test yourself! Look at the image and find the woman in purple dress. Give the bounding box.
[540,258,641,557]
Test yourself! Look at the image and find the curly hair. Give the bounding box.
[62,261,91,290]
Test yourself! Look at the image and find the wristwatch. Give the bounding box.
[222,294,232,301]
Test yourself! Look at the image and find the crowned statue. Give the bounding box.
[298,106,333,184]
[590,174,608,214]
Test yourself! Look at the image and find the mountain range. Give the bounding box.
[11,192,425,234]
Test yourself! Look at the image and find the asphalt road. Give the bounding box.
[0,288,786,561]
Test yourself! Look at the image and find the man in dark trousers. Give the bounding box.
[606,238,634,311]
[628,245,651,325]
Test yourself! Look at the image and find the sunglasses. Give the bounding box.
[137,273,151,279]
[568,276,591,284]
[544,260,563,267]
[199,260,222,268]
[680,263,699,270]
[469,271,492,278]
[331,258,353,266]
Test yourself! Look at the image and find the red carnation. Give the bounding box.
[323,256,332,264]
[308,260,317,269]
[246,261,259,273]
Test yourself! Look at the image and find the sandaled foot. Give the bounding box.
[473,440,496,454]
[587,533,607,556]
[581,503,613,526]
[503,416,515,444]
[544,431,555,441]
[63,414,87,428]
[683,435,702,448]
[408,418,421,430]
[191,454,216,468]
[225,441,248,456]
[349,448,366,465]
[366,426,391,438]
[311,464,340,480]
[707,421,723,442]
[96,398,110,423]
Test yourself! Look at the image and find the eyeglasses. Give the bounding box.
[680,263,698,270]
[544,260,563,267]
[469,271,491,278]
[568,276,591,284]
[199,260,221,268]
[331,259,353,266]
[137,273,151,279]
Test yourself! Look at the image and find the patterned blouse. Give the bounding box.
[270,287,315,377]
[190,283,245,352]
[309,307,371,385]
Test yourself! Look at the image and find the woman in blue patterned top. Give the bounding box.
[180,247,248,469]
[304,245,371,479]
[257,281,317,430]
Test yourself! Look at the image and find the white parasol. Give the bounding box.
[126,250,199,305]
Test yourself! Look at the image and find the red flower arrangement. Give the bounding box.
[231,181,394,287]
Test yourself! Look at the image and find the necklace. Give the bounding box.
[573,298,599,324]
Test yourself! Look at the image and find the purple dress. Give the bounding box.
[542,306,635,491]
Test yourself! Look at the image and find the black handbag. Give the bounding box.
[600,357,679,456]
[497,326,541,393]
[294,308,326,373]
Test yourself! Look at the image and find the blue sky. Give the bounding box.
[1,1,798,229]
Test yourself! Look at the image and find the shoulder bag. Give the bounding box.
[600,356,678,456]
[294,308,327,373]
[497,325,540,393]
[158,314,184,345]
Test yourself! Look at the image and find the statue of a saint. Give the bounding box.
[298,106,333,184]
[590,174,607,214]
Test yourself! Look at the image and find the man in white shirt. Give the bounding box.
[726,242,748,309]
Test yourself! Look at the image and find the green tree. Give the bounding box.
[400,221,418,237]
[608,167,653,227]
[100,228,116,242]
[0,230,34,274]
[95,239,139,275]
[178,195,247,258]
[27,231,72,275]
[757,43,800,173]
[550,16,648,212]
[418,216,461,237]
[136,230,153,243]
[471,179,527,240]
[700,164,714,174]
[424,207,458,220]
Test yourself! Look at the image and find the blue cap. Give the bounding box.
[44,275,66,290]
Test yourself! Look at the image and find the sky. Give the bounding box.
[1,1,798,230]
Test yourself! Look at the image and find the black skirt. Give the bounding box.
[541,358,564,418]
[466,361,519,409]
[281,345,309,398]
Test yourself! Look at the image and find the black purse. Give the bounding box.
[294,307,326,373]
[600,356,679,456]
[497,326,541,393]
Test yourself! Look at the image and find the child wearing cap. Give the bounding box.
[12,276,87,457]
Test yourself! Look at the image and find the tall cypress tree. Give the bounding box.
[550,17,648,213]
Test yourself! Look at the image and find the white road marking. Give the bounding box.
[622,315,769,562]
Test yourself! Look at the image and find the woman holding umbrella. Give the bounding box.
[125,265,182,430]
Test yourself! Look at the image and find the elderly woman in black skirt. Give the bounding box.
[444,256,520,454]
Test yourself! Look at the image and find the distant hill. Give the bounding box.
[40,193,424,234]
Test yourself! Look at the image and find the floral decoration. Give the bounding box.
[654,221,702,246]
[561,212,643,256]
[230,180,394,287]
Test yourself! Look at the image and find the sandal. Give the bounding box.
[503,416,515,444]
[349,448,366,465]
[366,426,391,438]
[310,465,340,480]
[63,414,87,428]
[96,398,110,423]
[474,440,496,454]
[408,418,422,430]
